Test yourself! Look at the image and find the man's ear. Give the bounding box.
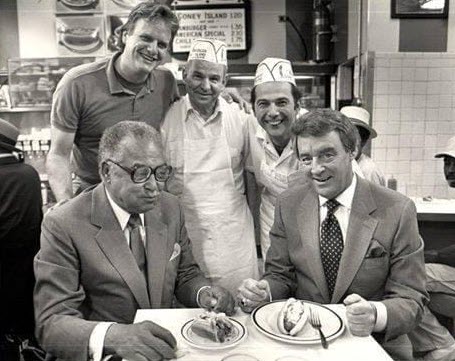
[100,162,111,183]
[182,66,188,81]
[121,28,128,46]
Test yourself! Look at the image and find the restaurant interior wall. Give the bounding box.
[15,0,287,63]
[367,0,455,199]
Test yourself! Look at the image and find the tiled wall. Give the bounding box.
[371,52,455,199]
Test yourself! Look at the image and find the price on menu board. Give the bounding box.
[173,8,247,53]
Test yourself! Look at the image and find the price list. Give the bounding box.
[173,8,246,53]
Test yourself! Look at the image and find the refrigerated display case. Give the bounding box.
[7,57,95,108]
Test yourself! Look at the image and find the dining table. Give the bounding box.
[134,303,393,361]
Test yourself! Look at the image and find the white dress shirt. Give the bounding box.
[88,188,145,361]
[318,174,387,332]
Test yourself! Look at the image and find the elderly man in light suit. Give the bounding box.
[34,121,234,361]
[238,109,428,360]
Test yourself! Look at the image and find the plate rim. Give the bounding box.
[60,0,98,8]
[251,299,344,344]
[181,316,247,350]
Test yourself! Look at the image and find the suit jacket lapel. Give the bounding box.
[92,185,151,309]
[331,178,378,303]
[145,205,168,308]
[297,190,331,302]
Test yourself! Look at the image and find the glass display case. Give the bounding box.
[7,56,95,108]
[225,63,337,109]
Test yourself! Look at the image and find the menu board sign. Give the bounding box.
[173,8,247,53]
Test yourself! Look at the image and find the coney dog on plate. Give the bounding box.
[191,311,234,342]
[277,298,309,336]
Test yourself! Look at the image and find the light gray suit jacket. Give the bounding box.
[34,184,208,361]
[264,177,428,342]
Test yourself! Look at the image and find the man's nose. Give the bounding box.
[200,78,210,90]
[147,41,158,54]
[310,157,324,175]
[143,177,158,192]
[268,104,279,117]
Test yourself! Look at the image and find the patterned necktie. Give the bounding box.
[320,199,344,298]
[128,213,147,279]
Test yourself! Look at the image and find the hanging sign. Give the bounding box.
[171,1,250,55]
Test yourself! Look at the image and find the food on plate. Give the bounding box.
[191,311,234,342]
[277,298,309,336]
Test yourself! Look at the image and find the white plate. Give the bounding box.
[60,0,98,8]
[251,300,344,345]
[181,317,247,350]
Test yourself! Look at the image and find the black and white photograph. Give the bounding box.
[391,0,449,18]
[1,0,455,361]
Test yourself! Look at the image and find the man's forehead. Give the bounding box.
[187,59,226,74]
[255,81,293,98]
[297,132,343,152]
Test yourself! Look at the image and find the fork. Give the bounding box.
[309,308,328,349]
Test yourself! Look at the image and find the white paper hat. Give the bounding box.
[254,57,296,87]
[435,136,455,159]
[187,38,227,66]
[340,106,377,139]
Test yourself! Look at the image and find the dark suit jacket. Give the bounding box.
[264,177,428,342]
[0,158,42,335]
[34,184,208,361]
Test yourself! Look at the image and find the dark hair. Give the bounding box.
[250,82,302,110]
[292,108,357,154]
[99,121,162,167]
[356,125,370,147]
[117,2,179,51]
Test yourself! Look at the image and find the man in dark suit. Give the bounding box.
[238,109,428,360]
[34,121,234,361]
[0,118,42,360]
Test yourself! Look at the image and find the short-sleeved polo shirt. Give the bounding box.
[51,53,179,184]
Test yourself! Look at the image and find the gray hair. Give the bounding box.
[98,121,162,166]
[292,108,357,154]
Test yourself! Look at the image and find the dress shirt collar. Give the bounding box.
[319,173,357,210]
[105,187,145,230]
[183,94,223,124]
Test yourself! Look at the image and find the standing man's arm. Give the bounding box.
[46,127,76,201]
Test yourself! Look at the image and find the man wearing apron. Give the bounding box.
[161,39,258,295]
[247,58,306,260]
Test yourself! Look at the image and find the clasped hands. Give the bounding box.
[237,279,377,337]
[104,286,235,361]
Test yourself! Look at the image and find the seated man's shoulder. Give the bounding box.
[279,182,312,203]
[45,188,93,222]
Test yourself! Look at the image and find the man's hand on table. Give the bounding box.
[344,293,376,337]
[104,321,176,360]
[198,285,235,316]
[237,279,271,313]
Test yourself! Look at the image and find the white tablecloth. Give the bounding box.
[134,305,393,361]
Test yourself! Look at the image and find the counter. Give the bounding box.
[412,198,455,251]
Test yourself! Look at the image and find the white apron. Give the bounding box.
[182,117,258,294]
[258,143,303,260]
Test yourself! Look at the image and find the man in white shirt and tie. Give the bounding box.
[34,121,234,361]
[237,109,428,360]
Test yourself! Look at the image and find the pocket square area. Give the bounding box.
[365,240,387,258]
[169,243,181,261]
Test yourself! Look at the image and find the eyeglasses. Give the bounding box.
[106,159,172,183]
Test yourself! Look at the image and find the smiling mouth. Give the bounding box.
[265,119,283,127]
[139,51,158,63]
[313,176,331,184]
